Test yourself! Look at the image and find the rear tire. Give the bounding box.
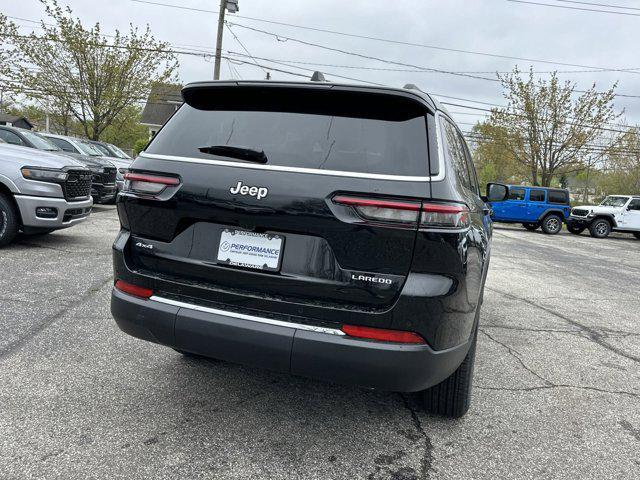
[522,223,538,231]
[541,214,562,235]
[567,224,585,235]
[589,218,611,238]
[422,331,477,418]
[0,193,20,247]
[633,232,640,240]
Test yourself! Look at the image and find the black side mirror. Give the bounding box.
[480,195,488,202]
[486,183,508,202]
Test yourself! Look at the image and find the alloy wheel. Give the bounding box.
[546,217,560,233]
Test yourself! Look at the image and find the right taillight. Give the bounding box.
[420,202,470,229]
[332,195,421,224]
[333,195,469,229]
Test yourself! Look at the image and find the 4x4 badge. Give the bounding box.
[229,181,268,200]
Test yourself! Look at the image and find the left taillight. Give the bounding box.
[115,280,153,299]
[332,195,470,229]
[123,173,180,196]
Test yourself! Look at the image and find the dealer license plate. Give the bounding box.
[217,229,284,272]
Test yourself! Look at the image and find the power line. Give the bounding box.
[227,22,501,83]
[553,0,640,12]
[507,0,640,16]
[227,21,640,98]
[225,24,268,76]
[129,0,640,74]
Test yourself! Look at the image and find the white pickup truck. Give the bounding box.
[0,142,93,247]
[566,195,640,239]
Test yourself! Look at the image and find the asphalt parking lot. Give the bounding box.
[1,206,639,480]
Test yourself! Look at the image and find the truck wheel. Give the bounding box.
[589,219,611,238]
[633,232,640,240]
[0,193,20,247]
[522,223,538,231]
[541,214,562,234]
[567,224,585,235]
[422,330,477,418]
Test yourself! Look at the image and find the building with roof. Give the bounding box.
[140,83,183,139]
[0,114,33,130]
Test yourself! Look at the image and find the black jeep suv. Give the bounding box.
[111,80,496,417]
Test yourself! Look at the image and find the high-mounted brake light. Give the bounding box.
[341,324,426,344]
[123,173,180,195]
[115,280,153,299]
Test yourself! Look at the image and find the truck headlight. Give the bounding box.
[587,211,595,217]
[21,167,69,182]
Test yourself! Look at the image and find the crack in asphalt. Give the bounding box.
[477,384,640,398]
[483,323,640,338]
[0,275,112,360]
[480,329,553,386]
[486,287,640,365]
[398,394,434,480]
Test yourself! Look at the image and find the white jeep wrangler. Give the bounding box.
[566,195,640,239]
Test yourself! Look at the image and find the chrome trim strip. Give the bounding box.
[432,111,447,182]
[138,152,432,182]
[150,295,346,336]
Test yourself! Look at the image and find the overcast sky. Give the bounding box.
[7,0,640,129]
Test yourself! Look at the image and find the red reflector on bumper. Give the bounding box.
[115,280,153,299]
[341,324,426,344]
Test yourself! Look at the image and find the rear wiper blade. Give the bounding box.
[198,145,268,164]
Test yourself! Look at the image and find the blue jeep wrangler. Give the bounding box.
[486,184,571,234]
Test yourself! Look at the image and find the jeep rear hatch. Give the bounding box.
[120,84,436,322]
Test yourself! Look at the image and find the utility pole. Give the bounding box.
[214,0,239,80]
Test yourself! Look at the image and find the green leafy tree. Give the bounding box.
[8,0,178,140]
[100,105,148,152]
[598,127,640,195]
[470,122,527,186]
[0,14,16,80]
[477,67,621,187]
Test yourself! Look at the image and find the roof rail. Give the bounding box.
[403,83,423,92]
[310,71,326,82]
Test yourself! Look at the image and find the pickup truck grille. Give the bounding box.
[63,171,92,201]
[92,167,117,185]
[101,167,117,184]
[572,208,589,217]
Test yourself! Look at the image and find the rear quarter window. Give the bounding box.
[440,117,476,193]
[146,89,431,177]
[548,190,569,204]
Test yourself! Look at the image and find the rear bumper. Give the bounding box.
[111,288,472,392]
[14,194,93,229]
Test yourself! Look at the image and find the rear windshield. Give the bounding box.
[146,90,430,177]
